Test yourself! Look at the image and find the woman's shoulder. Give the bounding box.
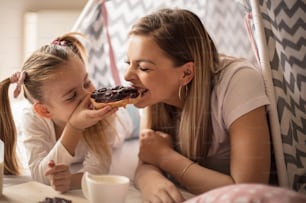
[219,54,258,72]
[212,55,269,129]
[216,54,262,86]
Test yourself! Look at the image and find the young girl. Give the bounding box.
[124,8,272,202]
[0,32,133,193]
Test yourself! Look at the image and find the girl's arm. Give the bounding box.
[60,95,117,156]
[22,104,116,184]
[22,109,76,184]
[70,172,83,189]
[45,160,83,192]
[59,123,83,156]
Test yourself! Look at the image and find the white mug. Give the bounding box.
[82,172,130,203]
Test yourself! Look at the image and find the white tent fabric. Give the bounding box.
[73,0,306,194]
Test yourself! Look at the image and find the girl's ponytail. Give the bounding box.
[0,78,19,175]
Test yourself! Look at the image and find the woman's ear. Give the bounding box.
[33,102,52,119]
[181,61,194,85]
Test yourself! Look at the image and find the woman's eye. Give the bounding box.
[124,59,150,72]
[139,66,149,71]
[124,60,130,65]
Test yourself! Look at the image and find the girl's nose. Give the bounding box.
[82,85,94,98]
[80,90,89,100]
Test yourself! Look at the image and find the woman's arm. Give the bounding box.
[157,106,270,194]
[229,106,271,183]
[137,106,270,194]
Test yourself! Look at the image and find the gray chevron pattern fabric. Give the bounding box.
[244,0,306,193]
[261,0,306,193]
[104,0,157,85]
[203,0,257,64]
[73,0,114,88]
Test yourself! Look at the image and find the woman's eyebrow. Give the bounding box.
[135,59,156,65]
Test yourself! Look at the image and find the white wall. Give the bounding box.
[0,0,87,80]
[23,10,81,59]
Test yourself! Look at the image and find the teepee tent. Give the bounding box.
[72,0,306,193]
[246,0,306,192]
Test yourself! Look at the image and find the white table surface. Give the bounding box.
[1,180,140,203]
[1,179,194,203]
[1,136,194,202]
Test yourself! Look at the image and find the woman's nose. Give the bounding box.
[124,66,135,82]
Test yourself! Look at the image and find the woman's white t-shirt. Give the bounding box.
[206,57,270,174]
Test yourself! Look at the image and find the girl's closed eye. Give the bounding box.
[67,92,77,102]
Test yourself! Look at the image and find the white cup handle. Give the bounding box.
[81,171,89,199]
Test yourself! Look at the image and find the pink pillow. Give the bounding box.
[184,184,306,203]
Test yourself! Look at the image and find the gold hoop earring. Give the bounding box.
[179,85,182,101]
[178,85,188,101]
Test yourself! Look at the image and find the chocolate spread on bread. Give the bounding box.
[91,85,139,103]
[39,197,72,203]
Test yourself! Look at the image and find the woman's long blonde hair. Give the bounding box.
[0,32,113,175]
[129,9,220,163]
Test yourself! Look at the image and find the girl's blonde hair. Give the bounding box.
[0,32,113,175]
[129,9,220,163]
[0,78,19,174]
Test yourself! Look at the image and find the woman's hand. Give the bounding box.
[142,177,184,203]
[44,160,72,193]
[68,94,118,130]
[138,129,174,167]
[137,164,184,203]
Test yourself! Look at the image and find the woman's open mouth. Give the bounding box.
[131,85,148,97]
[140,89,148,96]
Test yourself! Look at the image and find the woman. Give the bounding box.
[124,8,271,202]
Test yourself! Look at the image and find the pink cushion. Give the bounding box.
[184,184,306,203]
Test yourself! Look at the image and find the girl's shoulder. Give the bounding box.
[20,99,53,133]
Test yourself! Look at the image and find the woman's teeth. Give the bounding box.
[140,89,148,96]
